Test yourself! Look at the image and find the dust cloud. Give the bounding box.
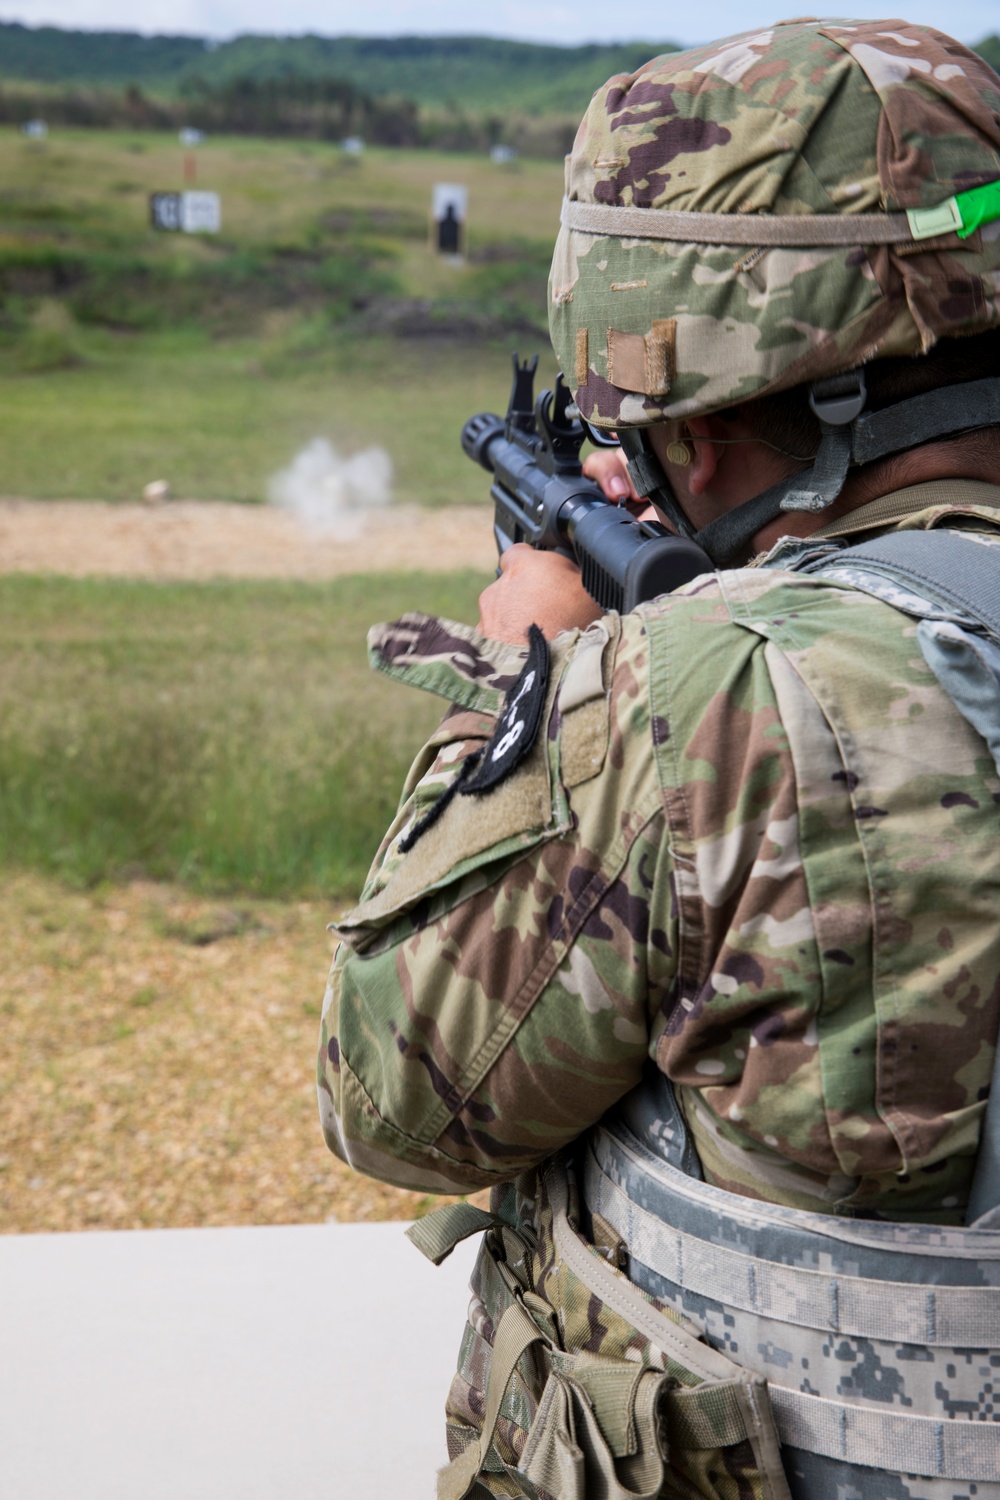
[267,439,393,535]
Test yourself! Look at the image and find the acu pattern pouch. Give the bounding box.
[410,1157,792,1500]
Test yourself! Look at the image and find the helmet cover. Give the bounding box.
[549,19,1000,428]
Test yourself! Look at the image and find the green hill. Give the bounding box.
[0,24,679,114]
[176,36,682,114]
[976,35,1000,73]
[1,21,996,131]
[0,22,207,83]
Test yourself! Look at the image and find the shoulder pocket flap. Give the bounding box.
[336,742,565,941]
[368,613,528,713]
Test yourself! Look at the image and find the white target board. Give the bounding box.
[180,191,221,234]
[150,191,221,235]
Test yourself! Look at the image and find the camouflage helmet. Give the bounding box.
[549,19,1000,431]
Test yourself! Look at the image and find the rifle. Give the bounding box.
[461,354,711,614]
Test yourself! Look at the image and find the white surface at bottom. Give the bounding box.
[0,1219,480,1499]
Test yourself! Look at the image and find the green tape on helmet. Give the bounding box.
[908,181,1000,243]
[957,180,1000,240]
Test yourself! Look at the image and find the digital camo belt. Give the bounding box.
[584,1115,1000,1500]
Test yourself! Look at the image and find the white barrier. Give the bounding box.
[0,1220,480,1499]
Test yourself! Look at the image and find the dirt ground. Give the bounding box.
[0,874,490,1234]
[0,497,495,580]
[1,498,494,1234]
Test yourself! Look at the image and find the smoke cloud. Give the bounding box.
[268,439,393,534]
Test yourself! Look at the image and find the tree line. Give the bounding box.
[0,75,421,147]
[0,74,580,157]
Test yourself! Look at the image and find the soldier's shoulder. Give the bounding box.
[367,611,531,713]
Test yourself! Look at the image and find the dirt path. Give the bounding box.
[0,498,495,580]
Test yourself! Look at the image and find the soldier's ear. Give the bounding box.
[684,418,719,497]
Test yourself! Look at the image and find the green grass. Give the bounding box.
[0,129,564,261]
[0,571,485,896]
[0,129,563,501]
[0,324,559,501]
[0,129,558,900]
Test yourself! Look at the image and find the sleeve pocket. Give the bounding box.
[335,710,569,954]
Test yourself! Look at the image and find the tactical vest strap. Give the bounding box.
[438,1296,545,1500]
[406,1201,502,1265]
[804,527,1000,643]
[768,1381,1000,1484]
[544,1159,736,1386]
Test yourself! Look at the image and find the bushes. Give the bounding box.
[0,241,404,336]
[0,75,421,146]
[11,299,86,372]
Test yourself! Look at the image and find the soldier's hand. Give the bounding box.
[478,545,603,644]
[582,445,637,502]
[582,446,657,520]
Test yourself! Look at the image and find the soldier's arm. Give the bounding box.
[316,612,673,1194]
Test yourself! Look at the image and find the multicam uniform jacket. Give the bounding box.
[318,486,1000,1226]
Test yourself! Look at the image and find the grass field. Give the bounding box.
[0,130,556,891]
[0,129,564,501]
[0,570,484,896]
[2,129,565,249]
[0,329,560,502]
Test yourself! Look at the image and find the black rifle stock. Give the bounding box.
[462,354,711,614]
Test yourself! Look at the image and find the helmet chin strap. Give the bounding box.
[617,371,1000,568]
[616,428,699,541]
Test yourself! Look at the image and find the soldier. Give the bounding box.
[319,20,1000,1499]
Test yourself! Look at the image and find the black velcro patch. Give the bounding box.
[396,625,549,854]
[460,624,550,797]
